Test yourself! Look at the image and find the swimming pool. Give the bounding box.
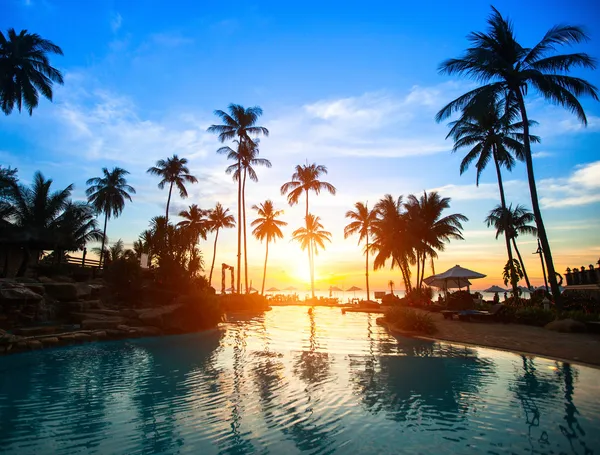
[0,306,598,454]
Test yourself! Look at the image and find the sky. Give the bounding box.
[2,0,600,291]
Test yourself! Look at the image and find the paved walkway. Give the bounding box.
[417,310,600,367]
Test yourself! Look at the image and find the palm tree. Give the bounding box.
[146,155,198,222]
[371,194,414,292]
[388,280,394,295]
[86,167,135,268]
[207,203,235,287]
[177,204,209,247]
[92,239,134,264]
[208,104,269,293]
[280,163,336,219]
[218,139,271,292]
[0,28,64,115]
[486,204,538,290]
[446,99,538,296]
[405,191,468,289]
[251,200,287,295]
[344,202,377,301]
[292,214,331,299]
[436,6,598,307]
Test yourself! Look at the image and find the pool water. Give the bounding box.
[0,306,599,454]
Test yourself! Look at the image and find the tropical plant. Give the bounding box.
[86,167,135,267]
[385,307,437,335]
[208,104,269,293]
[436,6,599,307]
[92,239,135,264]
[147,155,198,222]
[344,202,377,301]
[388,280,394,295]
[280,163,337,218]
[371,194,414,292]
[0,28,64,115]
[5,171,102,275]
[486,204,538,289]
[404,191,467,289]
[177,204,209,247]
[218,139,271,293]
[503,258,524,288]
[207,203,235,287]
[251,200,287,295]
[292,214,331,299]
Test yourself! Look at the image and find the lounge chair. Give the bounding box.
[458,304,505,322]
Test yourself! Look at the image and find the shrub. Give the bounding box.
[104,258,143,305]
[174,289,222,330]
[381,293,401,306]
[384,307,437,334]
[405,287,433,306]
[513,307,555,327]
[220,293,269,311]
[446,290,474,310]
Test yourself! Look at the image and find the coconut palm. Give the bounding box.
[405,192,468,289]
[388,280,394,295]
[446,99,538,296]
[207,203,235,287]
[371,195,414,292]
[436,6,598,307]
[177,204,209,247]
[208,104,269,293]
[0,28,64,115]
[86,167,135,268]
[218,139,271,292]
[251,200,287,295]
[92,239,134,264]
[486,204,538,289]
[280,163,336,219]
[292,214,331,299]
[146,155,198,222]
[344,202,377,301]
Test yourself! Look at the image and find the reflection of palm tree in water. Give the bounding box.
[556,363,592,454]
[294,308,331,384]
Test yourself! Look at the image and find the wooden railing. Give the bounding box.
[65,254,101,269]
[565,260,600,286]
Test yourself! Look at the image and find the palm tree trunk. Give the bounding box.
[242,168,248,294]
[236,159,242,294]
[99,210,109,269]
[209,228,219,287]
[420,253,426,289]
[493,150,519,297]
[512,237,532,290]
[261,240,269,295]
[16,247,30,277]
[516,92,562,308]
[415,251,421,291]
[365,237,370,301]
[310,240,315,299]
[165,181,174,222]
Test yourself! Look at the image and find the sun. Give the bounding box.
[292,255,316,285]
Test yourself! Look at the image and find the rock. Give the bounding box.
[23,284,45,295]
[545,319,587,333]
[0,284,43,306]
[13,326,58,336]
[43,283,78,302]
[105,329,127,339]
[15,277,39,284]
[81,318,125,330]
[120,309,139,319]
[52,275,75,283]
[72,333,91,342]
[75,284,92,300]
[27,340,43,349]
[40,337,60,347]
[89,284,105,299]
[0,329,19,345]
[38,276,54,284]
[93,330,107,339]
[134,326,162,337]
[87,300,102,309]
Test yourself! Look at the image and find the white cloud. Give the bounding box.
[532,151,553,158]
[110,13,122,33]
[537,161,600,208]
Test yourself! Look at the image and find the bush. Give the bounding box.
[381,293,401,306]
[174,289,222,330]
[104,258,143,305]
[384,307,437,334]
[513,307,555,327]
[446,290,474,310]
[220,293,269,311]
[405,287,433,306]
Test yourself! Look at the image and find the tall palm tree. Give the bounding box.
[486,204,538,290]
[388,280,394,295]
[177,204,209,247]
[208,104,269,293]
[436,6,598,307]
[86,167,135,267]
[446,99,538,296]
[344,202,377,301]
[251,200,287,295]
[292,214,331,299]
[0,28,64,115]
[146,155,197,223]
[280,163,337,219]
[207,203,235,287]
[218,139,271,292]
[405,192,468,289]
[371,194,414,292]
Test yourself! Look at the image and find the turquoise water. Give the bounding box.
[0,307,599,454]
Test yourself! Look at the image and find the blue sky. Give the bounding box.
[2,0,600,289]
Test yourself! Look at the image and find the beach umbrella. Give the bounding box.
[266,287,280,292]
[424,277,472,289]
[248,286,259,293]
[284,286,297,291]
[329,286,343,292]
[346,286,362,297]
[224,287,234,293]
[483,285,507,293]
[425,265,486,290]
